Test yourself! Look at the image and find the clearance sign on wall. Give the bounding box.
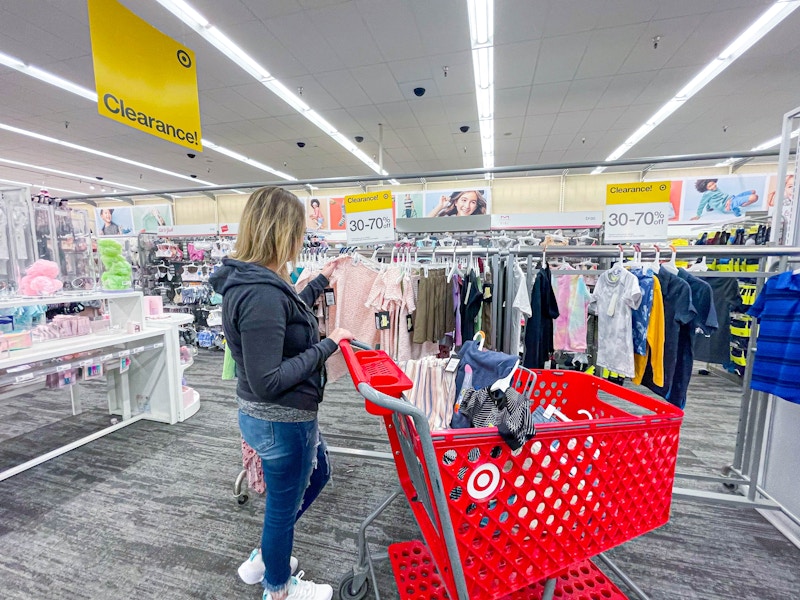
[87,0,202,151]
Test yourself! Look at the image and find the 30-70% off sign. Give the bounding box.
[344,190,395,245]
[604,181,671,243]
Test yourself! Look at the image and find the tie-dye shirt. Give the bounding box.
[552,269,591,352]
[632,269,655,356]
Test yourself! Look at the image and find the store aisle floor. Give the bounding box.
[0,351,797,599]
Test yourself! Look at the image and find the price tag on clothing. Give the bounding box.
[604,181,671,243]
[483,283,493,301]
[406,314,414,332]
[445,357,460,373]
[375,311,390,330]
[120,357,131,374]
[324,288,336,306]
[344,190,395,245]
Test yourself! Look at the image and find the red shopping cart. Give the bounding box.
[337,341,683,600]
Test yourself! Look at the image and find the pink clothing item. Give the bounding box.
[552,271,591,352]
[326,259,381,382]
[241,439,265,494]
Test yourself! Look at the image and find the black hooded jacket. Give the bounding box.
[210,259,337,411]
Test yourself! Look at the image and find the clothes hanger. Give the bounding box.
[688,256,709,272]
[490,359,520,393]
[661,244,679,274]
[446,243,460,283]
[611,244,625,271]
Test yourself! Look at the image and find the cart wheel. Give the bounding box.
[338,570,369,600]
[237,494,249,505]
[720,465,738,491]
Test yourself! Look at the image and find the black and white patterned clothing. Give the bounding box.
[458,386,536,450]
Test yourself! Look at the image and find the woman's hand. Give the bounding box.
[328,328,354,345]
[321,257,344,279]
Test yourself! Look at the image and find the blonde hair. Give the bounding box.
[231,187,305,281]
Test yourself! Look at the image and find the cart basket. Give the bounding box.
[340,341,683,600]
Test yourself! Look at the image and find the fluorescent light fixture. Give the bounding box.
[154,0,394,177]
[592,0,800,174]
[467,0,495,175]
[0,177,85,195]
[715,128,800,166]
[203,139,296,180]
[0,52,97,102]
[0,122,216,185]
[0,157,146,191]
[0,52,295,184]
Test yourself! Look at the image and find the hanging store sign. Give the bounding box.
[604,181,671,242]
[344,190,395,245]
[156,224,218,236]
[87,0,202,151]
[491,211,603,230]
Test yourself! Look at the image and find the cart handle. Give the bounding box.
[339,340,370,387]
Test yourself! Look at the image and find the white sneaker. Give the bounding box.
[262,571,333,600]
[238,548,299,585]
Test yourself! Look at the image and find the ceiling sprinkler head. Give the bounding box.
[652,35,661,49]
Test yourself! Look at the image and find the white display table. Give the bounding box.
[0,291,190,482]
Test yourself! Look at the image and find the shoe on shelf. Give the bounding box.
[262,571,333,600]
[238,548,299,585]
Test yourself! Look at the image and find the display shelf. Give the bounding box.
[0,329,166,371]
[146,313,194,326]
[0,290,141,310]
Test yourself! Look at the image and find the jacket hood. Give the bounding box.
[210,258,292,295]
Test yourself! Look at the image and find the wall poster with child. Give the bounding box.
[663,174,770,224]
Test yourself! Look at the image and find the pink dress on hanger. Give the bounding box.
[326,259,381,382]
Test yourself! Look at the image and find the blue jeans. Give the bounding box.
[238,411,331,592]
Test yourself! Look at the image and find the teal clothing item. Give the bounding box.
[696,190,728,216]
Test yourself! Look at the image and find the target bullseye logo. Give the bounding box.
[177,49,192,68]
[467,463,501,500]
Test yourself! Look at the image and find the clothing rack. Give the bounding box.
[321,244,800,526]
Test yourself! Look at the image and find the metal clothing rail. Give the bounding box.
[59,148,786,201]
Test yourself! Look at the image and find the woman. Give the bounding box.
[308,198,325,230]
[427,189,488,217]
[99,208,121,235]
[210,187,352,600]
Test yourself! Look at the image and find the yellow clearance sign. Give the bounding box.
[87,0,202,151]
[606,181,671,205]
[344,190,393,213]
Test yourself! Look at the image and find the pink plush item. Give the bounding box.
[19,259,63,296]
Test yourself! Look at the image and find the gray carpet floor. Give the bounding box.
[0,351,798,600]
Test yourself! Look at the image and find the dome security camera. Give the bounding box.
[297,141,306,148]
[413,87,426,97]
[459,125,470,133]
[354,136,364,143]
[187,153,196,159]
